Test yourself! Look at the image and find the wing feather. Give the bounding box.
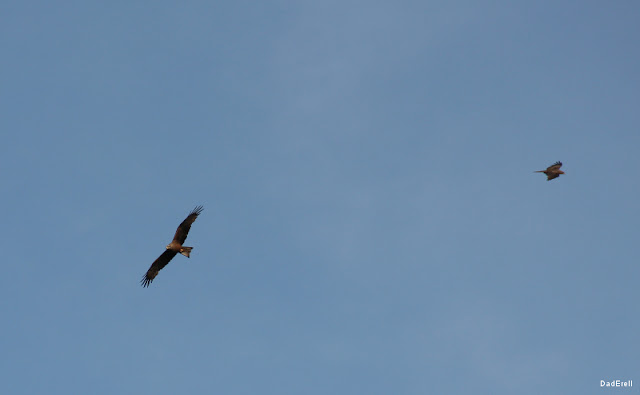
[141,250,178,287]
[173,205,203,244]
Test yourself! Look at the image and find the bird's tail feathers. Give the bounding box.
[180,246,193,258]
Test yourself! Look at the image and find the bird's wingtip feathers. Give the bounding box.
[141,275,152,288]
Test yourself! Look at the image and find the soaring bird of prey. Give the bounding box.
[141,206,203,287]
[535,161,565,181]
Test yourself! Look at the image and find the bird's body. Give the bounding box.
[141,206,203,287]
[166,240,193,257]
[535,161,564,181]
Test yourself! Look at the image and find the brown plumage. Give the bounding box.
[141,206,203,287]
[535,161,564,181]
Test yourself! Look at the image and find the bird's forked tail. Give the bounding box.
[180,246,193,258]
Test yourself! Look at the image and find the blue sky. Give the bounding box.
[2,1,639,394]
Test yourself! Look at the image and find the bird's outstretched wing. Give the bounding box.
[546,173,560,181]
[546,161,562,171]
[141,250,178,287]
[173,205,203,245]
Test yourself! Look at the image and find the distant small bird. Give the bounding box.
[141,206,203,287]
[535,161,565,181]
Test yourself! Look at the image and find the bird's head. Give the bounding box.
[559,170,565,174]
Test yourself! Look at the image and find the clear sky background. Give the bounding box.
[2,1,639,394]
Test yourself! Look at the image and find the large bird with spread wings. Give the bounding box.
[141,206,203,287]
[535,161,564,181]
